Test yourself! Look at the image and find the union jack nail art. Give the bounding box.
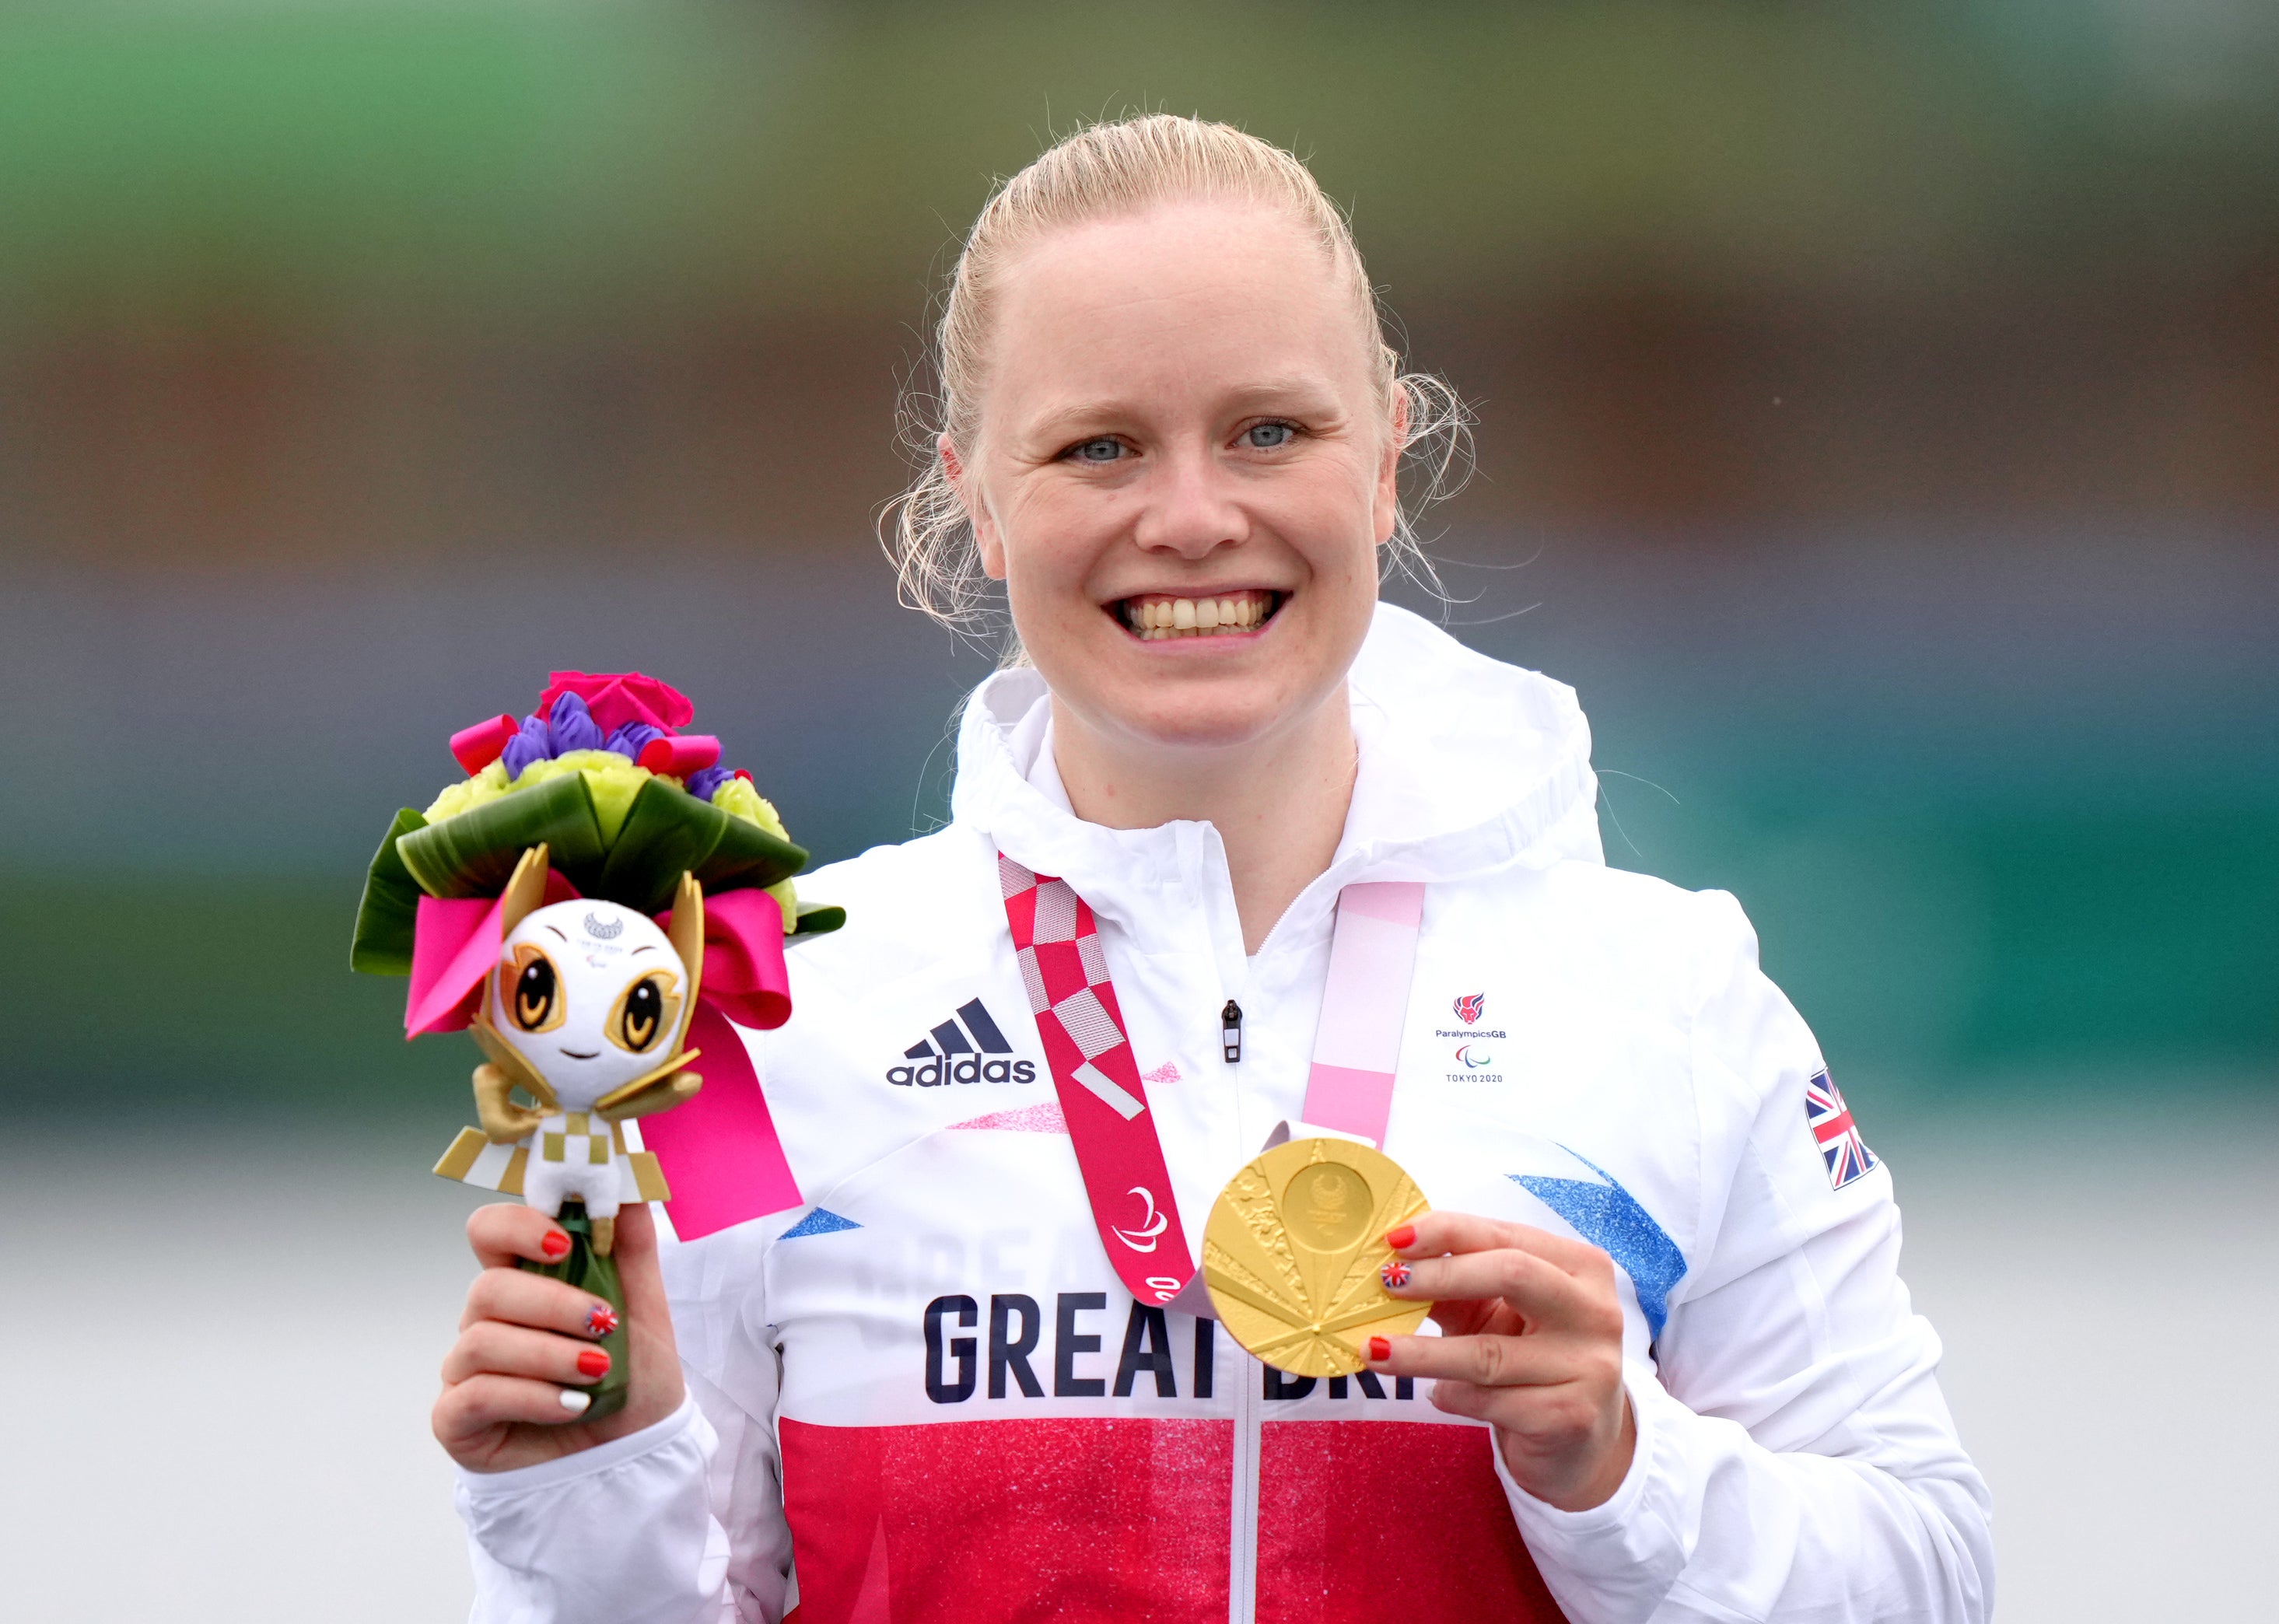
[1380,1260,1412,1290]
[584,1304,620,1338]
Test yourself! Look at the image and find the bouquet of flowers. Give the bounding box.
[353,669,841,977]
[352,670,836,1421]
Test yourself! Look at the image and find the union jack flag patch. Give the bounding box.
[1805,1069,1876,1190]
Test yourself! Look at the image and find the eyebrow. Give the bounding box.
[1022,377,1346,439]
[630,945,655,957]
[543,926,567,941]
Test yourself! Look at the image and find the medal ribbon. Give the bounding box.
[999,854,1194,1305]
[999,854,1427,1307]
[1297,881,1427,1147]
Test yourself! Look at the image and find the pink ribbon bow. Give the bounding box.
[404,877,802,1238]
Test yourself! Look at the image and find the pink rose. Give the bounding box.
[535,670,695,736]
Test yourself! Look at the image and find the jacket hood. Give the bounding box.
[949,604,1602,929]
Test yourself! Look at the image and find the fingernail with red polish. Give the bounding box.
[1367,1336,1392,1362]
[541,1230,571,1260]
[576,1348,611,1378]
[1385,1225,1416,1250]
[584,1304,619,1338]
[1380,1260,1412,1290]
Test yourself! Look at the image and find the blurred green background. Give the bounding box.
[4,0,2274,1122]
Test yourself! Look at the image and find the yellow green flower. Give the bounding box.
[711,775,789,841]
[422,758,510,823]
[423,750,658,845]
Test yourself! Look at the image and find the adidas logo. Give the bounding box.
[887,998,1038,1088]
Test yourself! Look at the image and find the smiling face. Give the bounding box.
[488,900,688,1111]
[951,200,1399,757]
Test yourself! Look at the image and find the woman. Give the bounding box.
[436,116,1991,1622]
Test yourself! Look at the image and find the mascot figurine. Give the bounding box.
[431,849,705,1259]
[352,670,839,1419]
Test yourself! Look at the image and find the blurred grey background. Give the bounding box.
[4,2,2274,1617]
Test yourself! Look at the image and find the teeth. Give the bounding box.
[1122,590,1276,640]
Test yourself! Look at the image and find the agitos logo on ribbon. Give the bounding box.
[999,854,1194,1307]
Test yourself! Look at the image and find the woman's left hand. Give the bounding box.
[1365,1211,1636,1512]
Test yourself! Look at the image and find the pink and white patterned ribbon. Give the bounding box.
[999,854,1196,1305]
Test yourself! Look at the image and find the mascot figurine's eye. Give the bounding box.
[608,970,681,1055]
[622,978,663,1049]
[507,944,564,1033]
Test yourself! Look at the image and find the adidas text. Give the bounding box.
[890,997,1037,1087]
[891,1055,1037,1087]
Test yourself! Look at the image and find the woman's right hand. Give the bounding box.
[434,1201,688,1473]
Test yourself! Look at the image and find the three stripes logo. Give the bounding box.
[886,997,1038,1088]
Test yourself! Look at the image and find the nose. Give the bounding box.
[1131,441,1248,560]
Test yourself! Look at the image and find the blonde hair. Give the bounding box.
[882,114,1470,640]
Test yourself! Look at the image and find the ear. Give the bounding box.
[666,870,705,1041]
[941,433,1008,581]
[499,843,551,937]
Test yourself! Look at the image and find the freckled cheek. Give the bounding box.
[1262,471,1378,565]
[1003,494,1124,600]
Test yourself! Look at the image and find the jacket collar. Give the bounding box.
[950,603,1602,950]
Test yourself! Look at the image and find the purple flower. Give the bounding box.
[685,765,733,802]
[499,713,552,780]
[604,720,666,762]
[546,691,604,755]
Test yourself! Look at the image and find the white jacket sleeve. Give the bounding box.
[457,1222,794,1622]
[1500,891,1994,1624]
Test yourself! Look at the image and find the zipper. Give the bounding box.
[1229,1350,1262,1623]
[1220,999,1243,1063]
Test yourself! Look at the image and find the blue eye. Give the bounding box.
[1245,422,1295,449]
[1069,437,1123,464]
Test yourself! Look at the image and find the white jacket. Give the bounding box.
[457,605,1993,1624]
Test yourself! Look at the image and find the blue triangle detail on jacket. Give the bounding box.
[1511,1149,1686,1339]
[781,1206,862,1239]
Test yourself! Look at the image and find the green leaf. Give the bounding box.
[349,806,429,975]
[523,1202,629,1423]
[789,901,846,939]
[692,793,811,900]
[597,775,808,915]
[355,772,822,953]
[394,770,608,900]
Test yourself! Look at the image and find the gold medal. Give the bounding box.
[1202,1136,1431,1377]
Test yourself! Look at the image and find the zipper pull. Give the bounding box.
[1221,999,1243,1064]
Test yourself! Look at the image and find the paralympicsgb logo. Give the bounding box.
[1453,992,1486,1025]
